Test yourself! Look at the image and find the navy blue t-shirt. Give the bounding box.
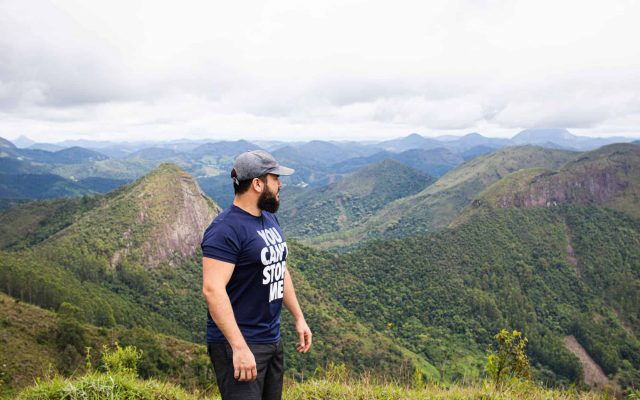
[201,205,288,344]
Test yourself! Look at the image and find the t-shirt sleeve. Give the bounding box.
[201,223,241,264]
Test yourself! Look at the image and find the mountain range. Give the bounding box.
[3,129,636,211]
[298,145,578,249]
[1,135,639,395]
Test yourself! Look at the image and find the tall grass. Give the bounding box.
[12,347,617,400]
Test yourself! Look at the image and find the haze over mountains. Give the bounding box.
[1,130,640,395]
[1,129,637,210]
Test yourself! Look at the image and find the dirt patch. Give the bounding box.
[564,223,580,276]
[337,213,347,224]
[563,335,610,388]
[592,312,604,323]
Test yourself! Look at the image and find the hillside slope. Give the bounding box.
[305,146,577,249]
[279,159,435,237]
[0,292,211,397]
[42,163,220,268]
[458,143,640,221]
[296,205,640,388]
[0,164,436,383]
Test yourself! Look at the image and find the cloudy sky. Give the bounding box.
[1,0,640,143]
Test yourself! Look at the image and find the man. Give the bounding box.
[201,150,312,400]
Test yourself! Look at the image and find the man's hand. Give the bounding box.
[295,318,312,353]
[232,346,257,381]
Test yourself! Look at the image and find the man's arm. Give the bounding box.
[202,257,257,381]
[283,265,312,353]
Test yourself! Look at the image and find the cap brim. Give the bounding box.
[269,165,295,176]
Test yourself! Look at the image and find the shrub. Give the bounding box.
[486,329,531,388]
[101,342,142,376]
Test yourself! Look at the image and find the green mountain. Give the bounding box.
[0,196,102,250]
[1,164,221,343]
[39,163,220,268]
[279,159,436,238]
[287,144,640,389]
[295,204,640,389]
[457,143,640,223]
[378,133,443,152]
[0,292,211,397]
[304,145,578,249]
[331,148,464,177]
[0,163,436,391]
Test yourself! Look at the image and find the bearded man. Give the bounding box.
[201,150,312,400]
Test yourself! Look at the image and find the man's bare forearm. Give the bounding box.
[283,266,313,352]
[283,266,304,321]
[203,288,248,350]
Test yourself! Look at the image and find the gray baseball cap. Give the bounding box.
[231,150,295,183]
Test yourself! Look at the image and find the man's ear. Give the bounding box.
[252,177,264,193]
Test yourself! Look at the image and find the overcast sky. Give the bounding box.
[1,0,640,143]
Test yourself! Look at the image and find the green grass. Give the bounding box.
[12,369,616,400]
[284,379,608,400]
[16,372,205,400]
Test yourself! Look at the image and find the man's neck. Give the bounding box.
[233,196,262,217]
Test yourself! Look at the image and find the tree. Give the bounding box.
[486,329,531,388]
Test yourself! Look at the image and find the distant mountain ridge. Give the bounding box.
[458,142,640,222]
[331,147,464,177]
[2,131,638,212]
[280,159,435,237]
[304,145,578,249]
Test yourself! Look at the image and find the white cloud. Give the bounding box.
[1,0,640,142]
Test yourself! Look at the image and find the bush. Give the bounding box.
[101,343,142,376]
[486,329,531,388]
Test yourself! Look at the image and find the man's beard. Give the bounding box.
[258,187,280,213]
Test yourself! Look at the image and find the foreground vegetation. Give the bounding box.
[13,361,620,400]
[10,334,631,400]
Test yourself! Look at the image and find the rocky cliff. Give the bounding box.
[44,163,221,268]
[470,143,640,218]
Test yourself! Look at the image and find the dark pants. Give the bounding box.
[208,341,284,400]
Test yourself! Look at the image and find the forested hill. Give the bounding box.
[2,163,220,263]
[279,159,435,238]
[292,205,640,388]
[286,143,640,389]
[38,163,220,268]
[0,163,437,395]
[459,143,640,221]
[303,145,578,249]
